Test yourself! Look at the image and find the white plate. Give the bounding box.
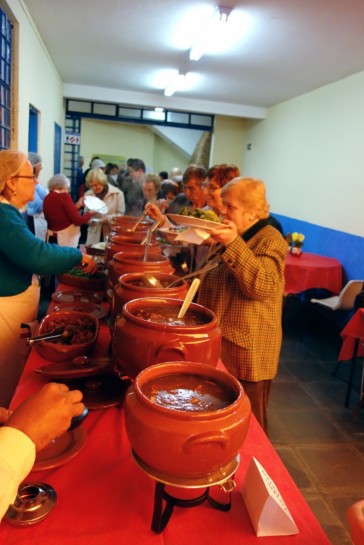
[84,195,108,214]
[167,213,223,232]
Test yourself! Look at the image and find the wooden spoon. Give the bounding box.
[177,278,201,319]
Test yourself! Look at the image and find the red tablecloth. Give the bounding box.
[338,308,364,361]
[284,251,342,295]
[1,308,330,545]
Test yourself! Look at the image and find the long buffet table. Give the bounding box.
[1,294,331,545]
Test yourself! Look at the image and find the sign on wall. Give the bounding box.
[65,133,81,145]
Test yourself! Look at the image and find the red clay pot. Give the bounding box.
[105,233,161,263]
[108,252,175,288]
[124,361,251,478]
[110,272,189,320]
[109,215,153,231]
[112,297,221,378]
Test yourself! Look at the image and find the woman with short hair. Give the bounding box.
[43,174,94,247]
[84,168,125,244]
[197,177,287,434]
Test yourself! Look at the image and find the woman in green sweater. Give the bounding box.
[0,150,97,407]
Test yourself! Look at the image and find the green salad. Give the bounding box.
[180,208,221,223]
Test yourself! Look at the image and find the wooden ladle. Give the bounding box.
[177,278,201,319]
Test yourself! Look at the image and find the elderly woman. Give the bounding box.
[84,167,125,244]
[142,174,161,204]
[197,177,287,433]
[0,150,97,407]
[43,174,94,247]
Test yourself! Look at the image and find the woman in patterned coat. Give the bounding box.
[198,177,287,434]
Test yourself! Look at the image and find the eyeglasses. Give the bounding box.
[12,175,36,181]
[201,182,220,192]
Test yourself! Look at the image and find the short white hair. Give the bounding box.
[48,174,70,190]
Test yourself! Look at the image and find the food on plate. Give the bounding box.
[180,208,221,223]
[64,266,105,279]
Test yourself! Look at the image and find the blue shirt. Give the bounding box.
[27,184,48,216]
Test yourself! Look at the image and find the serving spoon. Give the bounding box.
[130,209,149,232]
[26,327,75,346]
[177,278,201,319]
[143,273,163,288]
[167,260,219,288]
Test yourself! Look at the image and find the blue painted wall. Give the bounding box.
[274,214,364,283]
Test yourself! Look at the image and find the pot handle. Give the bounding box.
[182,431,229,453]
[154,341,187,360]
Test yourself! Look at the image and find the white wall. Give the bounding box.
[243,71,364,237]
[210,115,246,172]
[2,0,64,185]
[80,118,189,174]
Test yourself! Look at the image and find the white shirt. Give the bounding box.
[0,427,35,521]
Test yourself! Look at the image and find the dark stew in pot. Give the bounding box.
[132,306,209,326]
[142,373,236,412]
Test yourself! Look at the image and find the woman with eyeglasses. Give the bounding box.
[202,164,240,214]
[0,150,97,407]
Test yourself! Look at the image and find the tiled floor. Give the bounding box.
[271,297,364,545]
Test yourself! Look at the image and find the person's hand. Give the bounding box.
[81,253,98,274]
[210,219,238,247]
[75,196,85,209]
[347,499,364,545]
[144,203,166,225]
[155,199,168,213]
[5,383,84,451]
[0,407,12,425]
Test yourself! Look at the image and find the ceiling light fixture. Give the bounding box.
[164,72,187,97]
[189,5,232,62]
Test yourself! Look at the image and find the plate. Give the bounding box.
[35,358,113,380]
[51,290,103,304]
[167,214,223,232]
[65,374,130,410]
[84,195,108,214]
[33,427,87,471]
[53,301,107,320]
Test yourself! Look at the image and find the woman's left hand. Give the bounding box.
[81,254,98,274]
[210,220,238,246]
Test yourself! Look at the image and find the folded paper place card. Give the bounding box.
[175,228,211,245]
[241,457,299,537]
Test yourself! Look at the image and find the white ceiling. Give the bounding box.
[22,0,364,118]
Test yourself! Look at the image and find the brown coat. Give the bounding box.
[198,224,287,381]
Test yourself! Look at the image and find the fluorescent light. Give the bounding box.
[189,5,232,61]
[164,73,186,97]
[154,107,164,112]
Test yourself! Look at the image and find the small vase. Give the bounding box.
[290,246,302,257]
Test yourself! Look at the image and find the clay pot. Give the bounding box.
[124,361,251,478]
[112,297,221,378]
[108,252,175,288]
[105,233,161,263]
[110,272,190,321]
[109,215,153,231]
[34,311,99,362]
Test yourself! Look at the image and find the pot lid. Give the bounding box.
[5,483,57,526]
[36,356,113,380]
[51,290,103,304]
